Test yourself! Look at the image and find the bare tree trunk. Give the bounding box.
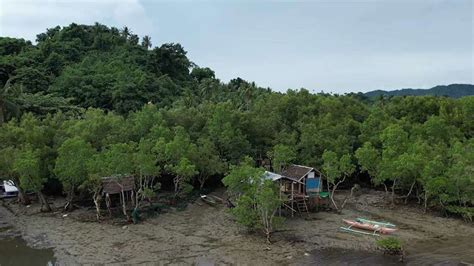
[64,186,75,211]
[330,186,339,212]
[37,191,52,212]
[198,174,207,190]
[383,183,389,197]
[93,192,101,221]
[174,176,180,196]
[260,208,273,244]
[0,102,5,125]
[329,176,347,213]
[391,179,397,207]
[120,189,129,221]
[423,192,428,213]
[340,185,357,210]
[105,193,112,217]
[12,177,30,205]
[416,186,421,204]
[404,179,416,204]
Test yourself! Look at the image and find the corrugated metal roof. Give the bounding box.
[262,171,284,181]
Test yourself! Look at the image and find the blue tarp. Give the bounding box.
[306,177,320,192]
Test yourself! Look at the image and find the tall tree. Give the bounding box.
[223,157,282,243]
[54,137,96,211]
[13,147,51,211]
[322,150,355,212]
[141,35,152,49]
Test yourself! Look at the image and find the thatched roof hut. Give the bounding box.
[101,176,135,195]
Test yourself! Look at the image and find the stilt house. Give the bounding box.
[264,164,325,216]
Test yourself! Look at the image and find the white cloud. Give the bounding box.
[0,0,152,42]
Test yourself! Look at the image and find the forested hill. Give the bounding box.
[0,23,270,119]
[365,84,474,98]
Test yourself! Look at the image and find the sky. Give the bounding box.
[1,0,473,93]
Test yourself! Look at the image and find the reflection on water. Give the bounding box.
[0,237,56,266]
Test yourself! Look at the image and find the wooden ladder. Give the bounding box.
[296,199,309,216]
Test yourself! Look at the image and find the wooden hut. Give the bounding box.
[281,164,320,196]
[264,164,326,217]
[101,176,135,218]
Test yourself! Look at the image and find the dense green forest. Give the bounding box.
[365,84,474,98]
[0,23,473,221]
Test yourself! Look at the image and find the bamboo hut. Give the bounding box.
[101,176,135,218]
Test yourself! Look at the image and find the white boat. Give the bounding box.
[0,180,19,198]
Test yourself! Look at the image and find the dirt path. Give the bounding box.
[1,189,473,265]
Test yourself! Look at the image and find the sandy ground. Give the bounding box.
[1,189,473,265]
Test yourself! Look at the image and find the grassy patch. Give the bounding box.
[376,237,402,255]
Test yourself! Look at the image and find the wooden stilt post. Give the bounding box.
[106,193,112,217]
[279,179,282,217]
[291,182,294,217]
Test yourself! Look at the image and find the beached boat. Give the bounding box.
[0,180,19,198]
[342,219,397,234]
[356,218,396,228]
[200,195,218,206]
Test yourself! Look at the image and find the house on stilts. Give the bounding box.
[263,164,328,217]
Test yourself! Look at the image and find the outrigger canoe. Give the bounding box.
[356,218,396,228]
[342,219,397,234]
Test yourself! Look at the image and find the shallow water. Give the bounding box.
[405,236,474,265]
[0,237,56,266]
[304,240,474,266]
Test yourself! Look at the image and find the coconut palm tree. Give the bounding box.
[142,35,152,49]
[121,26,131,39]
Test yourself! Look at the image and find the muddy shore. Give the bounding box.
[1,189,473,265]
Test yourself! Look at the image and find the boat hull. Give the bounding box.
[343,219,397,234]
[200,195,218,206]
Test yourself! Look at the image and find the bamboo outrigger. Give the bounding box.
[339,226,381,236]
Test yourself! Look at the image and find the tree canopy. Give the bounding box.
[0,23,472,220]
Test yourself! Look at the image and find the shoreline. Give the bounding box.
[1,189,473,265]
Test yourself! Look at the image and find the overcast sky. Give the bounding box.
[1,0,473,93]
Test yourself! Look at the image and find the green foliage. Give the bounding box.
[355,142,380,180]
[193,137,226,189]
[322,150,355,211]
[13,147,43,192]
[224,158,282,242]
[88,143,135,177]
[54,137,95,191]
[268,144,296,173]
[223,157,264,195]
[376,237,403,254]
[445,206,473,222]
[134,138,159,178]
[232,194,260,229]
[0,23,472,219]
[322,151,355,185]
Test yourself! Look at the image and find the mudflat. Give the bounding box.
[1,190,473,265]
